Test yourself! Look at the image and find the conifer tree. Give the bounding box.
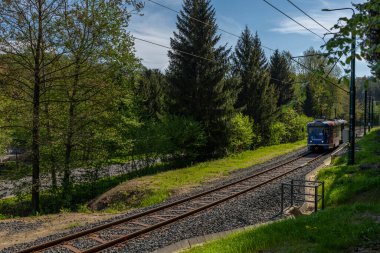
[135,69,167,121]
[167,0,233,157]
[270,50,294,107]
[232,27,277,142]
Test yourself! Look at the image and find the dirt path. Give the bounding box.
[0,213,116,250]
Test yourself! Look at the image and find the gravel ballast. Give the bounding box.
[1,147,333,253]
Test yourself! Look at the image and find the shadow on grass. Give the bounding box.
[0,161,178,218]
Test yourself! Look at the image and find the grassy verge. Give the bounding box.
[0,140,306,217]
[96,139,307,211]
[184,129,380,253]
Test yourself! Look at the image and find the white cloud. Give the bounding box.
[271,11,342,38]
[129,1,181,70]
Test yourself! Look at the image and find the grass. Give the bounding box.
[184,129,380,253]
[65,222,83,229]
[100,139,307,211]
[0,139,306,216]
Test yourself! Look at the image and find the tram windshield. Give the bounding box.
[308,127,325,138]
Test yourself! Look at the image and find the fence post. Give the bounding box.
[314,185,318,212]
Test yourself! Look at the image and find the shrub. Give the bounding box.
[279,108,311,143]
[160,115,207,161]
[268,121,286,145]
[133,115,206,163]
[228,113,255,153]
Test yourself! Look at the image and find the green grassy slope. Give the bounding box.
[185,129,380,253]
[0,139,306,217]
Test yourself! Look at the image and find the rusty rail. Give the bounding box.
[15,151,326,253]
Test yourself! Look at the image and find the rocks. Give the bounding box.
[0,159,159,200]
[286,207,304,217]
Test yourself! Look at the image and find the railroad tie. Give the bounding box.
[62,244,82,253]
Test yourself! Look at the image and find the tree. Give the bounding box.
[270,49,294,106]
[0,0,68,212]
[298,48,346,119]
[324,0,379,78]
[0,0,142,211]
[232,27,277,143]
[134,68,167,121]
[167,0,233,157]
[54,0,140,196]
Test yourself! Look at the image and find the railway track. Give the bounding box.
[15,151,327,253]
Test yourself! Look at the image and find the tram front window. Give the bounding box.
[308,127,324,139]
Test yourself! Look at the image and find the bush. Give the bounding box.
[133,115,206,163]
[268,121,287,145]
[268,108,311,145]
[279,108,310,142]
[160,115,207,161]
[228,113,255,153]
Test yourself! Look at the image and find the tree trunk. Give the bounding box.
[63,60,80,195]
[31,0,43,213]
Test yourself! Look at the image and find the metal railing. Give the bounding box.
[281,179,325,213]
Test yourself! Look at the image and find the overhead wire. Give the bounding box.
[285,0,350,77]
[262,0,325,41]
[147,0,241,39]
[134,37,218,63]
[286,0,331,33]
[133,36,293,85]
[148,0,275,52]
[279,0,349,93]
[143,0,349,93]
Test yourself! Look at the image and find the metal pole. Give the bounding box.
[372,98,375,127]
[348,29,356,165]
[368,96,372,132]
[364,90,367,135]
[314,185,318,212]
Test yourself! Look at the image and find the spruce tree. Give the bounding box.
[269,50,294,107]
[135,69,167,121]
[232,27,277,142]
[167,0,233,157]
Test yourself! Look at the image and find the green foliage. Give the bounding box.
[184,129,380,253]
[268,108,310,145]
[318,129,380,206]
[279,108,310,142]
[133,115,206,163]
[0,162,174,217]
[298,48,346,119]
[167,0,234,157]
[159,115,206,161]
[324,0,380,78]
[232,28,278,144]
[186,203,380,253]
[269,49,294,106]
[268,121,286,145]
[0,140,306,217]
[133,68,167,121]
[228,113,254,153]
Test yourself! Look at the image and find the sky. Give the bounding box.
[128,0,372,77]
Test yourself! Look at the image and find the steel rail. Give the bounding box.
[15,151,323,253]
[82,152,326,253]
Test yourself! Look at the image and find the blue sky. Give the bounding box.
[129,0,371,77]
